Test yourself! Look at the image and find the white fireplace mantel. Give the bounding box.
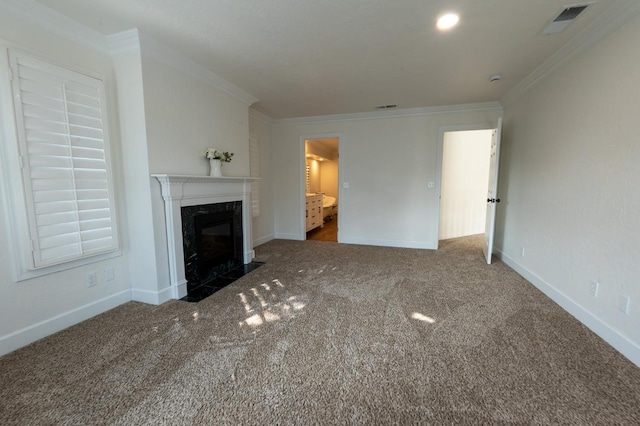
[152,174,258,299]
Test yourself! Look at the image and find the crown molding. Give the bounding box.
[0,0,109,53]
[272,102,503,127]
[107,29,141,57]
[0,0,258,109]
[138,33,259,107]
[249,108,274,125]
[501,0,640,106]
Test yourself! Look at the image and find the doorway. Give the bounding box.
[304,138,339,242]
[438,129,493,242]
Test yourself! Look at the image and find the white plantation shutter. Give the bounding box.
[9,50,118,268]
[249,132,260,218]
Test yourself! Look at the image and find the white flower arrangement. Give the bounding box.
[204,148,234,163]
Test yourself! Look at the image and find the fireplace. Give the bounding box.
[153,174,257,300]
[182,201,243,294]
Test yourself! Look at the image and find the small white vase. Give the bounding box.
[209,159,222,177]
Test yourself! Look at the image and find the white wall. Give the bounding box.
[320,159,339,200]
[141,60,250,177]
[272,107,502,247]
[497,15,640,365]
[110,36,161,304]
[439,130,492,240]
[139,42,253,300]
[249,110,275,247]
[0,7,130,356]
[0,5,261,354]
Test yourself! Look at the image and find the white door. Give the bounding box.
[483,118,503,264]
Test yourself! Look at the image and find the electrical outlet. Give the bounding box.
[105,267,114,282]
[589,281,599,297]
[619,295,630,314]
[86,272,97,288]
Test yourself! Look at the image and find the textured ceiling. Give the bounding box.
[34,0,617,118]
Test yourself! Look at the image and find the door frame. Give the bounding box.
[298,133,343,242]
[435,122,499,249]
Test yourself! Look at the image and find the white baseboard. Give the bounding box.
[131,286,173,305]
[340,236,436,250]
[496,248,640,367]
[0,290,131,357]
[274,233,304,241]
[244,249,256,263]
[273,232,437,250]
[253,233,275,247]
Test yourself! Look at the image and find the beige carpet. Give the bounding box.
[1,235,639,424]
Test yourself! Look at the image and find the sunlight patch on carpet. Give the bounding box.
[411,312,436,323]
[237,279,307,329]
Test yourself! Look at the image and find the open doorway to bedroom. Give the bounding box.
[438,129,493,243]
[304,138,339,242]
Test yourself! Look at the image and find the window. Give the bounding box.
[7,50,118,269]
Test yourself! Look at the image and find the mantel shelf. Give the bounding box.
[152,174,258,184]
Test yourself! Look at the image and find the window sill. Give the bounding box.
[15,249,123,282]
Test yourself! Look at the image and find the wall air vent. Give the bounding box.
[542,3,592,35]
[375,104,397,110]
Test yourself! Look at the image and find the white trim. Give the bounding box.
[0,2,258,106]
[0,290,130,357]
[130,286,174,306]
[340,237,436,250]
[299,133,343,242]
[435,122,500,249]
[274,233,304,241]
[139,33,258,107]
[15,250,123,282]
[0,39,108,82]
[253,233,274,247]
[4,47,121,276]
[273,102,503,126]
[0,0,109,53]
[496,248,640,367]
[107,29,141,57]
[501,0,640,106]
[0,46,31,282]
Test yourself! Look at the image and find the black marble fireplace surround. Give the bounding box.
[181,201,243,295]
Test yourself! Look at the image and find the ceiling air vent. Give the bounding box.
[542,3,592,35]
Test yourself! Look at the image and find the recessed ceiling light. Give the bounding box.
[436,13,459,31]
